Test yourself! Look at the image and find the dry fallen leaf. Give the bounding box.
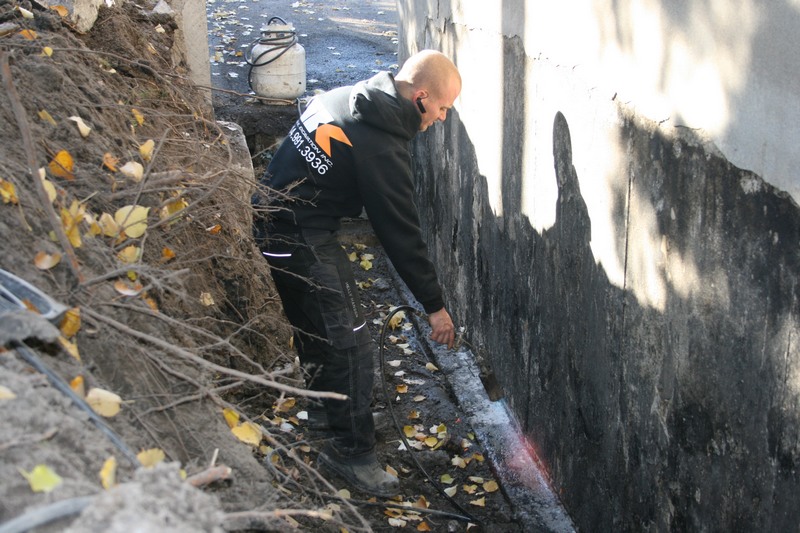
[0,385,16,400]
[161,198,188,220]
[98,212,120,237]
[69,375,85,397]
[18,29,38,40]
[231,421,262,446]
[42,46,53,57]
[395,384,408,394]
[113,279,143,296]
[59,307,80,338]
[273,397,296,413]
[117,245,141,264]
[483,480,499,493]
[68,116,92,138]
[200,292,214,306]
[469,496,486,507]
[119,161,144,182]
[139,139,155,161]
[388,310,405,330]
[17,6,34,18]
[51,5,69,17]
[1,178,19,204]
[417,522,432,531]
[161,247,176,262]
[20,464,62,493]
[58,335,80,361]
[49,150,75,180]
[102,152,119,172]
[86,387,122,417]
[38,109,57,126]
[114,205,149,238]
[206,224,222,235]
[131,108,145,126]
[440,473,454,484]
[137,448,166,467]
[443,485,457,497]
[40,175,57,203]
[222,407,240,428]
[99,456,117,489]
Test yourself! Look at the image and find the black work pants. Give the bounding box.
[257,223,376,458]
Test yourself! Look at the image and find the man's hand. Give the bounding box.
[428,308,455,349]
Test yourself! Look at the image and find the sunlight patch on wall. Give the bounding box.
[453,26,506,217]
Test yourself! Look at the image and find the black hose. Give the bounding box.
[12,340,140,467]
[244,16,298,94]
[378,305,481,525]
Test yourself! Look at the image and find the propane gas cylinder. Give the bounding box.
[246,17,306,99]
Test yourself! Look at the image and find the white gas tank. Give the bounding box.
[247,17,306,99]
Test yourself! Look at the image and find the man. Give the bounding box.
[252,50,461,496]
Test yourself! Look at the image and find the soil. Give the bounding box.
[0,2,523,532]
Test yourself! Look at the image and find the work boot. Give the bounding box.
[317,447,399,498]
[306,407,385,432]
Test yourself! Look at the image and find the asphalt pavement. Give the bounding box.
[207,0,399,97]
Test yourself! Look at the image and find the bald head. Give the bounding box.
[395,50,462,132]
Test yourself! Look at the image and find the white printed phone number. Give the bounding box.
[290,127,331,175]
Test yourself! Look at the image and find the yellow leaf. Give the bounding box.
[472,452,485,463]
[113,279,143,296]
[403,425,417,438]
[161,247,176,262]
[347,251,358,262]
[67,116,92,138]
[440,473,454,484]
[51,5,69,17]
[58,335,80,361]
[338,488,351,499]
[119,161,144,182]
[20,465,62,493]
[42,46,53,57]
[483,480,499,493]
[86,387,122,417]
[468,476,484,483]
[69,375,85,397]
[131,108,145,126]
[160,198,187,220]
[222,408,240,428]
[424,436,438,448]
[231,421,262,446]
[99,456,117,489]
[139,139,155,161]
[41,176,57,203]
[142,295,158,312]
[359,257,373,271]
[37,108,56,124]
[49,150,75,180]
[137,448,166,467]
[388,310,405,330]
[469,497,486,507]
[200,292,214,306]
[0,385,16,400]
[59,307,80,338]
[0,178,18,204]
[60,203,83,248]
[462,483,478,494]
[18,29,38,40]
[117,245,141,264]
[103,152,119,172]
[98,212,120,237]
[114,205,149,238]
[417,522,432,531]
[273,397,296,413]
[395,384,408,394]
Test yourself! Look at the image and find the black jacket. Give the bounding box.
[257,72,444,313]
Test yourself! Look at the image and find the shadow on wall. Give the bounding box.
[413,99,800,531]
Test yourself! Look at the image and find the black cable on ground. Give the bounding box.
[378,305,481,525]
[11,340,140,467]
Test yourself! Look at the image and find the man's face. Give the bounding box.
[418,79,461,132]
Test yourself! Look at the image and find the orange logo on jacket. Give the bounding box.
[301,99,352,157]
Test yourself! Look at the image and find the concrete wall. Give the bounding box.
[397,1,800,530]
